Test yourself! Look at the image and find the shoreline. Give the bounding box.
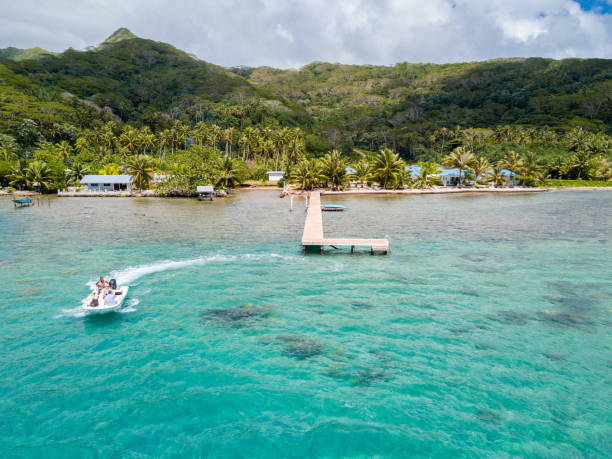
[3,185,610,199]
[318,187,549,195]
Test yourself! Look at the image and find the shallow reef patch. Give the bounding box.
[202,304,272,327]
[277,334,324,360]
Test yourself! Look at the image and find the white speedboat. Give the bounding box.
[82,286,129,314]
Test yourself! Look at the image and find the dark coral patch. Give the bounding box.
[277,334,324,360]
[202,304,271,326]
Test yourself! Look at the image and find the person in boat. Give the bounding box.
[96,276,109,291]
[104,289,116,307]
[89,291,99,307]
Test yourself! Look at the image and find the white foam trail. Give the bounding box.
[120,298,139,313]
[87,253,298,288]
[109,254,235,286]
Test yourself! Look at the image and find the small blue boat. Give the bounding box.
[321,204,346,211]
[12,198,33,208]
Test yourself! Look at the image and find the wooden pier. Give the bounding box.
[301,191,389,254]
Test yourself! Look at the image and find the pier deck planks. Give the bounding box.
[301,191,389,254]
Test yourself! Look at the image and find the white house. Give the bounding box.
[80,175,133,191]
[267,171,285,182]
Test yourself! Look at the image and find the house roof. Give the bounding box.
[405,165,422,177]
[266,171,285,175]
[438,168,463,177]
[197,185,214,192]
[81,175,132,184]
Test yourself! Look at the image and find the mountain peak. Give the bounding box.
[102,28,138,45]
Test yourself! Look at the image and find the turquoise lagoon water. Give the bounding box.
[0,190,610,457]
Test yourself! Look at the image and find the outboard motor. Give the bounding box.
[109,278,117,290]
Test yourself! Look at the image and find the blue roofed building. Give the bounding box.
[405,165,422,177]
[80,175,133,191]
[404,165,519,186]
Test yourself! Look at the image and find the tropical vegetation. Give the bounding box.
[0,28,610,193]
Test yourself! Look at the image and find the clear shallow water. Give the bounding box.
[1,190,611,457]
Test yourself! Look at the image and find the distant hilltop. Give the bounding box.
[99,27,138,46]
[0,46,56,61]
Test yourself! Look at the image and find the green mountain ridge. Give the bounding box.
[0,46,56,61]
[0,28,610,159]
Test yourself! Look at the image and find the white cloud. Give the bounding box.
[275,24,294,43]
[0,0,610,68]
[498,18,547,42]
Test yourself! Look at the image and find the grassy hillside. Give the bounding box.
[0,46,56,61]
[242,58,612,154]
[5,29,304,130]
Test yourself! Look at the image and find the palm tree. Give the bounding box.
[290,158,324,190]
[1,148,17,162]
[126,155,155,190]
[442,147,474,186]
[569,150,594,180]
[500,151,522,174]
[159,129,173,157]
[210,124,222,149]
[142,133,157,155]
[351,160,372,188]
[99,163,121,175]
[519,151,543,184]
[26,160,54,191]
[192,122,209,147]
[372,148,405,189]
[547,156,569,179]
[75,136,90,156]
[487,167,507,188]
[287,128,305,165]
[319,150,349,190]
[67,162,89,185]
[415,161,441,189]
[55,140,73,161]
[223,127,236,156]
[469,156,492,185]
[174,121,191,150]
[8,160,29,189]
[119,128,139,155]
[214,156,242,189]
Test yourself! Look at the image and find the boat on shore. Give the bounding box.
[82,286,129,314]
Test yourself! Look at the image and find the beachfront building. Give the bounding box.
[80,175,133,191]
[493,169,520,186]
[267,171,285,182]
[438,168,464,186]
[196,185,214,201]
[405,165,519,187]
[405,165,422,178]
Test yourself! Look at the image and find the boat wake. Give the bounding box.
[60,253,297,318]
[104,253,296,286]
[119,298,140,313]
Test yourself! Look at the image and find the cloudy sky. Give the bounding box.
[1,0,611,68]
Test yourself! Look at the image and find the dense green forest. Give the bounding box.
[0,28,610,192]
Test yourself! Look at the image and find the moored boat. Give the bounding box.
[321,204,346,211]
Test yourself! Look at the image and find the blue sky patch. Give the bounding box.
[576,0,612,14]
